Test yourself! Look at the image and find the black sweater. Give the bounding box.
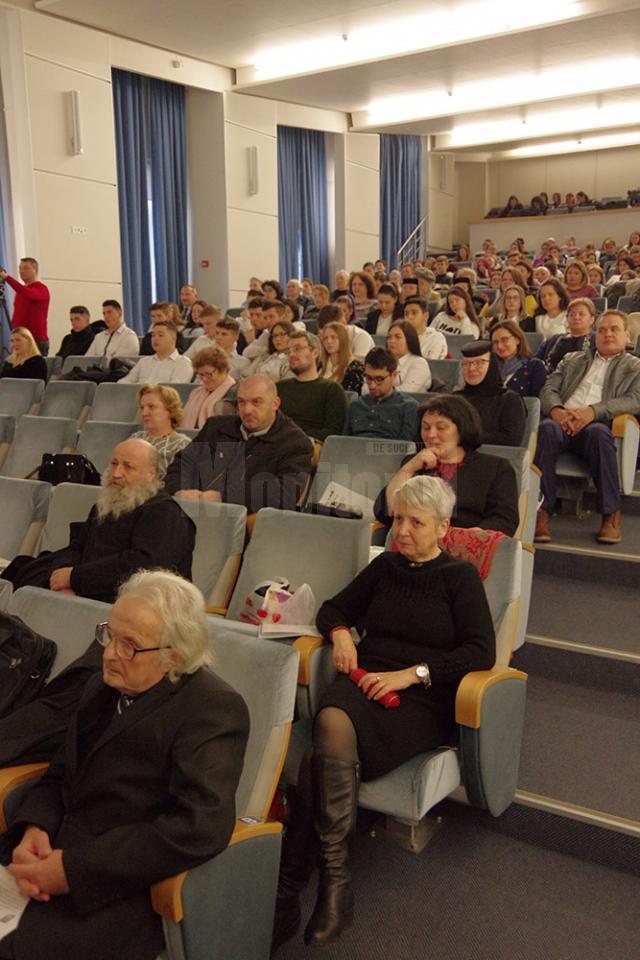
[455,387,526,446]
[0,355,48,381]
[373,449,519,536]
[317,551,495,686]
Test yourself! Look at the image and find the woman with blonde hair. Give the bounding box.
[0,327,47,380]
[182,347,236,429]
[130,384,191,478]
[319,322,365,394]
[485,284,528,335]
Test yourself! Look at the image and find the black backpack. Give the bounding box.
[0,613,57,719]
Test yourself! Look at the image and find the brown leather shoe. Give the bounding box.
[596,511,622,544]
[534,507,551,543]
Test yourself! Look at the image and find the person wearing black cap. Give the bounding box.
[456,340,526,446]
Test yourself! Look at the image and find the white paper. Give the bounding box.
[259,622,322,639]
[318,481,375,521]
[0,865,27,939]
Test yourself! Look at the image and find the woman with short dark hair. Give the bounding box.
[348,271,377,323]
[374,394,519,534]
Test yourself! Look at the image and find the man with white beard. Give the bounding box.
[1,439,195,602]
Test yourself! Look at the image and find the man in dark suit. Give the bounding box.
[0,569,249,960]
[164,374,313,512]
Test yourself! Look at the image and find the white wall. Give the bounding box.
[455,161,488,246]
[342,133,380,271]
[488,145,640,208]
[427,151,455,251]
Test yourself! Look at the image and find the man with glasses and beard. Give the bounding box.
[1,438,195,602]
[343,347,419,440]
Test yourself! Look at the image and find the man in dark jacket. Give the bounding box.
[2,439,195,602]
[56,306,95,359]
[164,374,313,511]
[0,570,249,960]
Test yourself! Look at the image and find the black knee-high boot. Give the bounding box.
[271,774,319,951]
[304,754,360,946]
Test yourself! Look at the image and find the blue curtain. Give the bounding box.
[112,69,188,334]
[277,126,329,285]
[380,134,422,269]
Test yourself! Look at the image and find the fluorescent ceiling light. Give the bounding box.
[442,98,640,148]
[360,56,640,127]
[245,0,580,82]
[498,129,640,158]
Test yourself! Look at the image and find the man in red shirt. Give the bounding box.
[0,257,50,354]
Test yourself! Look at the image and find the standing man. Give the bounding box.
[0,257,50,355]
[86,301,140,358]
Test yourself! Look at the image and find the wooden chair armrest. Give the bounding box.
[246,513,258,537]
[205,605,228,616]
[530,463,542,477]
[455,667,528,729]
[0,763,49,832]
[150,819,282,922]
[612,413,640,437]
[292,635,329,685]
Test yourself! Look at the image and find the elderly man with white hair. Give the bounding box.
[1,438,195,602]
[0,569,250,960]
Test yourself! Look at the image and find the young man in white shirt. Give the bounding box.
[120,321,193,384]
[211,315,251,381]
[86,300,140,358]
[403,297,447,359]
[185,306,222,359]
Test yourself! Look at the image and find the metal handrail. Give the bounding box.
[396,215,428,268]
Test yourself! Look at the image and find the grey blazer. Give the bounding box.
[539,349,640,423]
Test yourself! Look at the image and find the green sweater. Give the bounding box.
[276,377,348,441]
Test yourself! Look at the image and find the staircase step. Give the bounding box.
[512,644,640,823]
[534,508,640,559]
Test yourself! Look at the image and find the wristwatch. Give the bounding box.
[415,663,431,688]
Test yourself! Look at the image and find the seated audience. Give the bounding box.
[456,340,526,446]
[485,284,528,335]
[433,255,452,287]
[403,297,447,359]
[165,374,313,511]
[587,264,604,288]
[0,327,47,381]
[120,321,193,384]
[0,569,248,960]
[533,266,551,286]
[451,269,489,317]
[599,238,618,267]
[2,438,195,602]
[86,300,140,358]
[287,278,313,316]
[501,195,523,216]
[364,283,402,335]
[431,286,480,338]
[525,278,570,339]
[302,278,314,298]
[531,195,546,214]
[130,384,191,477]
[534,310,640,545]
[276,331,348,441]
[282,297,303,324]
[249,320,294,380]
[304,284,330,320]
[385,321,432,393]
[179,283,198,324]
[186,298,207,329]
[415,268,443,306]
[330,270,350,301]
[374,395,519,534]
[182,347,236,429]
[563,260,600,299]
[348,271,378,323]
[243,300,304,362]
[565,192,576,207]
[388,268,402,290]
[140,302,188,355]
[487,268,536,319]
[209,314,251,380]
[319,322,365,394]
[263,279,284,301]
[536,297,596,372]
[56,306,95,359]
[490,320,546,397]
[342,347,418,440]
[241,297,269,347]
[321,302,375,359]
[184,305,219,359]
[400,276,419,303]
[273,475,495,949]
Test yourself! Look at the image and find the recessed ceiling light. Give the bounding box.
[497,128,640,158]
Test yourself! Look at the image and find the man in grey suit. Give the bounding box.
[534,310,640,544]
[0,570,249,960]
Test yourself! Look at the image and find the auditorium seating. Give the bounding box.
[0,416,14,470]
[75,420,137,473]
[37,380,97,424]
[36,481,101,553]
[0,415,77,480]
[308,435,417,511]
[87,382,142,423]
[161,381,199,406]
[522,396,540,459]
[0,378,44,417]
[429,358,461,389]
[60,354,107,375]
[0,477,51,560]
[43,356,62,379]
[174,498,247,608]
[446,334,478,358]
[556,412,640,507]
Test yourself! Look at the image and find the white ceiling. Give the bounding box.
[21,0,640,156]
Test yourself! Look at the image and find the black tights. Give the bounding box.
[294,708,359,807]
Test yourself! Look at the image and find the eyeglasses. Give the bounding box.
[461,358,490,369]
[286,345,309,356]
[492,336,516,346]
[95,622,168,661]
[364,373,391,385]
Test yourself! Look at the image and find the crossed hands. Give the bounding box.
[8,826,69,901]
[550,406,595,436]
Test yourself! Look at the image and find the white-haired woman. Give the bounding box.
[1,569,249,960]
[273,476,496,950]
